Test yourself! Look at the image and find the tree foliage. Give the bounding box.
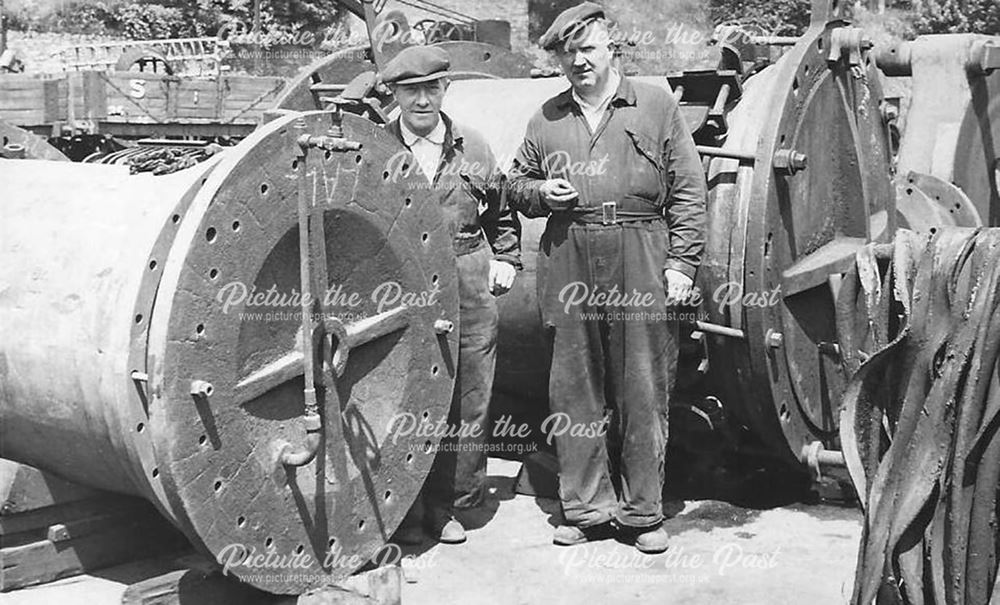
[912,0,1000,35]
[707,0,812,36]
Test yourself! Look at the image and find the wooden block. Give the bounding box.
[0,501,189,591]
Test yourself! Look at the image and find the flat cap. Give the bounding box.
[539,2,606,50]
[381,45,451,85]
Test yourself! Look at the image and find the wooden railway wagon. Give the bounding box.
[0,69,287,141]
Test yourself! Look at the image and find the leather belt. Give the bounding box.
[553,201,664,225]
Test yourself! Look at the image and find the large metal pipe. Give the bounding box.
[0,111,461,594]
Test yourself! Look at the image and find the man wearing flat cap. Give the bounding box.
[509,3,706,553]
[382,45,522,545]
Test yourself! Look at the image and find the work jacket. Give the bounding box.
[386,113,522,267]
[508,75,705,279]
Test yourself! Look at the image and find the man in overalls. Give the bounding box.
[382,45,522,544]
[508,3,706,553]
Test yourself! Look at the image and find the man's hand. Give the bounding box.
[539,178,579,210]
[664,269,693,305]
[489,260,517,296]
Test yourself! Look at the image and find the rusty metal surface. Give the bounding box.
[882,35,1000,227]
[0,110,460,595]
[701,20,894,464]
[840,227,1000,605]
[145,111,458,593]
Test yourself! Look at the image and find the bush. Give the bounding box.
[708,0,812,36]
[112,4,189,39]
[913,0,1000,35]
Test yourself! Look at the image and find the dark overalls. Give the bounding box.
[387,114,521,520]
[509,77,706,529]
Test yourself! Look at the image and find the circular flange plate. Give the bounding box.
[704,22,895,463]
[147,111,459,593]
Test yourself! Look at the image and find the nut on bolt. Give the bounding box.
[190,380,214,398]
[434,319,455,334]
[773,149,807,174]
[765,329,784,349]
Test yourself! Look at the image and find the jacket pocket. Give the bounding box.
[624,128,664,204]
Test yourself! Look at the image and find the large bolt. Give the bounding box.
[773,149,807,174]
[765,329,784,349]
[433,319,454,334]
[190,380,214,398]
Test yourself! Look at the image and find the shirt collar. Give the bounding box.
[557,71,636,111]
[399,116,446,147]
[571,69,621,111]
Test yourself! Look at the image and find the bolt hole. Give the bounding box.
[206,227,217,243]
[404,197,412,207]
[237,515,246,527]
[384,490,392,502]
[421,232,429,243]
[152,467,159,478]
[209,268,219,280]
[134,313,143,324]
[406,453,414,464]
[431,365,439,376]
[930,227,937,234]
[292,159,299,171]
[355,154,362,164]
[198,434,207,445]
[423,440,432,453]
[422,410,430,420]
[792,77,799,92]
[780,134,786,144]
[266,537,274,548]
[214,480,223,492]
[402,163,410,173]
[905,188,913,195]
[328,537,337,548]
[149,259,157,270]
[196,323,206,336]
[296,544,304,554]
[358,519,366,530]
[136,422,145,433]
[382,170,390,180]
[431,274,439,285]
[817,37,824,51]
[779,403,790,421]
[172,214,180,224]
[260,183,269,195]
[324,149,332,161]
[232,220,241,232]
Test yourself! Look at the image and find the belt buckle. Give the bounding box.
[602,201,617,225]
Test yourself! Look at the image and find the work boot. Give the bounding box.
[633,526,669,554]
[427,516,466,544]
[553,523,613,546]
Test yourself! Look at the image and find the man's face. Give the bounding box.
[554,22,613,93]
[393,78,448,137]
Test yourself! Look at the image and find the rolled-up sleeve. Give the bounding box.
[662,104,706,280]
[508,118,551,219]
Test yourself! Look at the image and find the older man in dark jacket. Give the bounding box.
[383,45,522,544]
